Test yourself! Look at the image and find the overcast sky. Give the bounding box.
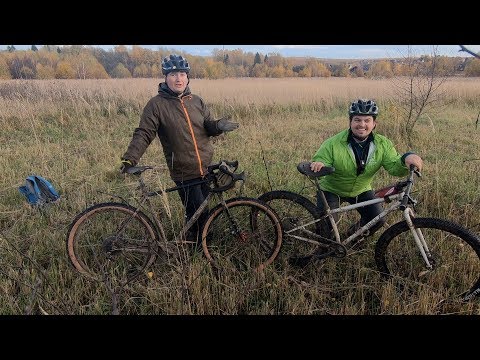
[1,45,479,59]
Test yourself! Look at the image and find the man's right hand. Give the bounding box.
[310,161,325,172]
[120,159,133,174]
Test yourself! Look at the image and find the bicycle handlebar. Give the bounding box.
[208,160,246,193]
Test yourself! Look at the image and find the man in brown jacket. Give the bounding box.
[120,54,239,243]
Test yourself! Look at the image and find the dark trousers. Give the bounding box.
[174,177,211,236]
[316,190,385,237]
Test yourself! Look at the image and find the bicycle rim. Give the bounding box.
[202,197,282,272]
[67,203,158,286]
[375,217,480,312]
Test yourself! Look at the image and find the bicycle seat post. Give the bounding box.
[317,188,330,212]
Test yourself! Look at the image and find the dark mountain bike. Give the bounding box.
[66,160,283,286]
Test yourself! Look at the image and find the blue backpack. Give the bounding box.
[18,175,60,207]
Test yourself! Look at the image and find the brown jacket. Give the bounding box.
[122,83,223,181]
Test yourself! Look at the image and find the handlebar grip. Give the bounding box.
[207,160,239,173]
[409,164,422,178]
[219,163,233,175]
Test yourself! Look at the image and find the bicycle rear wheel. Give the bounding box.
[375,217,480,307]
[66,202,159,285]
[201,197,282,272]
[258,190,330,259]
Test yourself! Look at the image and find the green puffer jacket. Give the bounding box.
[122,83,223,181]
[312,129,409,198]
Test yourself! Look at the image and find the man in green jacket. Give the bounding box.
[120,54,239,244]
[311,99,423,240]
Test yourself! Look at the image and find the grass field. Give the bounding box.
[1,77,479,315]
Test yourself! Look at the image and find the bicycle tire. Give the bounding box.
[375,217,480,304]
[201,197,283,272]
[66,202,159,285]
[258,190,330,259]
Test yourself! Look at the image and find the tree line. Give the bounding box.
[1,45,479,80]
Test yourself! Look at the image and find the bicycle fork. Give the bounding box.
[217,196,246,241]
[403,208,434,269]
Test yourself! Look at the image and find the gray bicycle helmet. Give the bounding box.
[349,99,379,119]
[161,54,190,75]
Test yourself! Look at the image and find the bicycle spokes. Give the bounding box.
[376,218,480,309]
[68,204,157,286]
[203,200,282,272]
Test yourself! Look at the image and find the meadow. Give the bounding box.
[1,77,479,315]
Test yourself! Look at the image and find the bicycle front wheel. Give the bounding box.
[259,190,330,259]
[375,217,480,306]
[201,197,282,272]
[66,202,159,285]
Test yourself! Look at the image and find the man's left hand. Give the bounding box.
[217,116,239,132]
[405,154,423,172]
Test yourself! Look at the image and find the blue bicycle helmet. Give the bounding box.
[161,54,190,75]
[349,99,379,119]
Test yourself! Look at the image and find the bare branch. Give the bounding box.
[459,45,480,60]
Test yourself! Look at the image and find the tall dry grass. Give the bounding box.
[0,78,479,315]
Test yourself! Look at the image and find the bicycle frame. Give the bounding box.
[126,173,218,246]
[286,166,434,267]
[121,163,246,251]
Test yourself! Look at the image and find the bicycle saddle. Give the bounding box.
[297,162,335,178]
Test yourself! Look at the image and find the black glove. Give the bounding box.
[120,159,133,174]
[216,116,239,132]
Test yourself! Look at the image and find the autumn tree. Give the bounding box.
[305,58,331,77]
[111,63,132,78]
[250,63,268,77]
[133,63,151,78]
[367,60,393,78]
[352,66,364,78]
[55,61,76,79]
[205,59,226,79]
[67,52,109,79]
[8,53,36,79]
[266,65,285,78]
[36,63,55,79]
[334,64,350,77]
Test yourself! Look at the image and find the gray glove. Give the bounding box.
[216,116,239,132]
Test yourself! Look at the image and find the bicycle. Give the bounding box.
[259,162,480,302]
[66,160,283,286]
